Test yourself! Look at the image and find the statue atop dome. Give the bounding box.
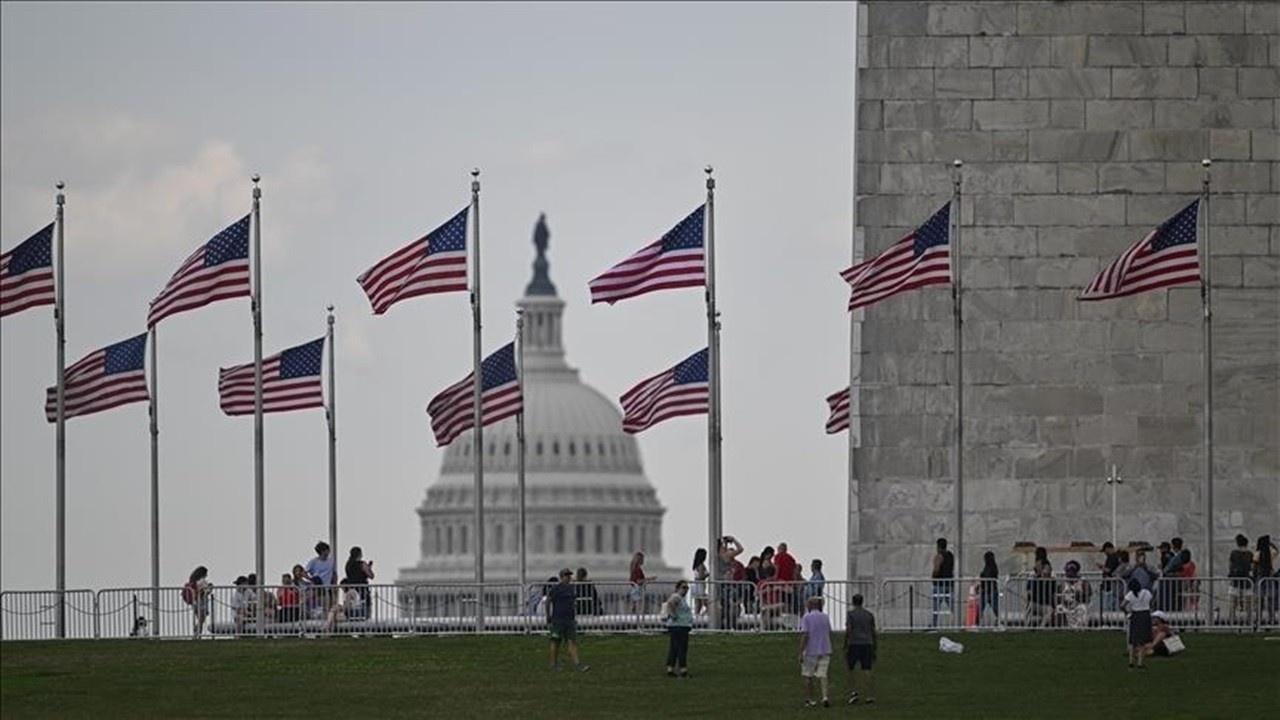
[525,213,557,297]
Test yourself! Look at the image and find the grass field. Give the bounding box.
[2,632,1276,718]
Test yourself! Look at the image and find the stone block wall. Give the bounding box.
[852,1,1279,580]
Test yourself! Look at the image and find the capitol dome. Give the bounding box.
[398,215,681,584]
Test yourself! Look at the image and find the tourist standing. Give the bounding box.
[1122,577,1153,669]
[691,548,710,615]
[1098,542,1121,611]
[978,551,1000,625]
[718,536,745,629]
[342,546,374,618]
[1228,534,1253,624]
[930,538,956,627]
[183,566,211,638]
[663,580,694,677]
[628,552,651,614]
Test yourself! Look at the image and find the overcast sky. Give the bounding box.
[1,1,855,590]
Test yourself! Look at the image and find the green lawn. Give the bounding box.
[2,632,1275,718]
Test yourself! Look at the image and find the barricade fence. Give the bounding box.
[0,589,97,641]
[1,577,1272,641]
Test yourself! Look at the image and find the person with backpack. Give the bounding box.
[182,566,211,638]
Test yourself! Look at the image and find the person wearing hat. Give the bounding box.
[1146,611,1183,657]
[546,568,589,672]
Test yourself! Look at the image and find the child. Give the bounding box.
[798,595,833,707]
[1122,577,1153,669]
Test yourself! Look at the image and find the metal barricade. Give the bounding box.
[97,587,197,639]
[3,577,1275,640]
[880,577,987,631]
[405,583,525,634]
[1256,577,1279,631]
[0,589,97,640]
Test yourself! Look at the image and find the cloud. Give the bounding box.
[2,113,335,278]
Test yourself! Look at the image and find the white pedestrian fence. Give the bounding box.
[1,577,1274,641]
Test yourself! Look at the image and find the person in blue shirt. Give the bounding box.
[805,559,826,601]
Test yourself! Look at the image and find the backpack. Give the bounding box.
[181,581,197,606]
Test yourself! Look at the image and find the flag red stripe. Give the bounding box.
[43,345,148,422]
[428,380,523,446]
[217,353,324,416]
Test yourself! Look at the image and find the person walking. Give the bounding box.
[798,596,833,708]
[844,593,877,706]
[663,580,694,677]
[547,568,589,672]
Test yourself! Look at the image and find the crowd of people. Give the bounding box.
[920,532,1280,630]
[708,535,827,629]
[181,541,376,636]
[537,556,878,707]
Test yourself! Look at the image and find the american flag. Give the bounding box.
[1079,201,1200,301]
[825,387,851,434]
[44,333,149,422]
[1,223,55,318]
[358,207,468,314]
[842,202,951,310]
[589,205,705,304]
[620,348,709,434]
[427,342,522,446]
[218,337,325,416]
[148,216,251,326]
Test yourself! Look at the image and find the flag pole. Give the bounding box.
[704,165,722,630]
[469,168,486,632]
[1201,158,1214,626]
[148,326,160,636]
[848,2,861,583]
[951,159,964,576]
[251,174,265,633]
[54,181,66,639]
[516,309,527,603]
[326,305,338,564]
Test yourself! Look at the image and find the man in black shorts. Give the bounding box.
[844,594,877,705]
[547,568,589,672]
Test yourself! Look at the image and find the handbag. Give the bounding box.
[1163,634,1186,654]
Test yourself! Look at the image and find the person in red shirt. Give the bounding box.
[277,573,301,623]
[775,542,799,582]
[774,542,802,614]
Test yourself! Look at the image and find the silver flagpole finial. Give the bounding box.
[953,159,962,168]
[1202,158,1211,168]
[56,180,66,191]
